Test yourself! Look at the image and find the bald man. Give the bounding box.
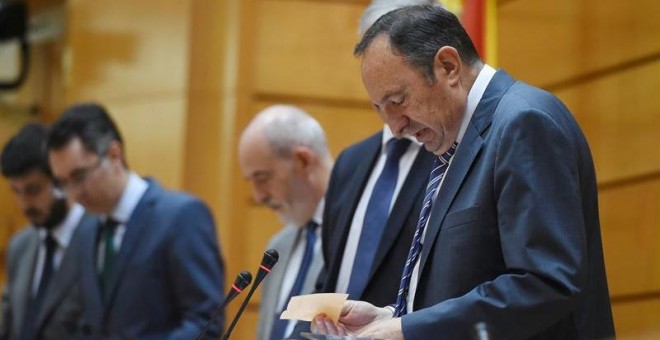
[238,105,334,340]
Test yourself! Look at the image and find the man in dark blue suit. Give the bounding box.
[46,103,225,339]
[313,5,614,339]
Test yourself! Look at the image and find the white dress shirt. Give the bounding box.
[97,172,148,271]
[277,199,325,338]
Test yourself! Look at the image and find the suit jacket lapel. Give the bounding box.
[13,230,39,333]
[77,217,104,327]
[269,227,299,312]
[368,148,434,288]
[326,134,381,284]
[34,213,95,332]
[418,70,515,277]
[103,181,157,312]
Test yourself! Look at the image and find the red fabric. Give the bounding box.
[461,0,486,60]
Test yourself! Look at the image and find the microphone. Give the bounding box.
[196,271,252,340]
[223,249,279,340]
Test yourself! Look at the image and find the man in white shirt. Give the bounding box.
[1,123,94,340]
[238,105,333,340]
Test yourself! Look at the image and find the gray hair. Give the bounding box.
[359,0,438,36]
[253,105,330,160]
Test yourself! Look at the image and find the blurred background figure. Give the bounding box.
[238,105,333,340]
[46,103,225,339]
[0,123,94,340]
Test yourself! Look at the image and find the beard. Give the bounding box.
[41,198,68,231]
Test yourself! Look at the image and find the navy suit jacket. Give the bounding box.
[319,132,435,306]
[75,179,225,339]
[402,70,614,339]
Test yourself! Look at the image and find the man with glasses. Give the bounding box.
[46,103,226,339]
[0,123,95,340]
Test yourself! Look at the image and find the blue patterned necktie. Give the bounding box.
[346,138,411,299]
[270,221,318,340]
[393,142,458,317]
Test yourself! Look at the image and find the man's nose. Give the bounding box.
[252,186,269,205]
[383,110,408,137]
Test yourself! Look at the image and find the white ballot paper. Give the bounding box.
[280,293,349,323]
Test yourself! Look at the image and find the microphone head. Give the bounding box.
[261,249,279,270]
[234,271,252,291]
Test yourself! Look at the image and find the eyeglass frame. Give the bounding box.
[55,154,107,191]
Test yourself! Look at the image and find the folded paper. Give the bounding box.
[280,293,349,323]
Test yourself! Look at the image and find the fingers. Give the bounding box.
[311,315,347,336]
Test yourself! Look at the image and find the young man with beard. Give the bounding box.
[0,123,95,340]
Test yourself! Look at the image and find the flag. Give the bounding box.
[441,0,497,66]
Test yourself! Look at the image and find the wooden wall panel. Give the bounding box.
[65,0,190,102]
[611,299,660,339]
[65,0,191,189]
[599,178,660,296]
[107,99,186,188]
[499,0,660,87]
[254,0,368,101]
[555,61,660,183]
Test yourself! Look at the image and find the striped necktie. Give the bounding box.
[393,142,458,317]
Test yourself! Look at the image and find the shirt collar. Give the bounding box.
[311,198,325,226]
[109,172,148,224]
[381,125,421,155]
[456,64,496,144]
[38,203,85,248]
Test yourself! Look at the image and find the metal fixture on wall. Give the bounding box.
[0,0,29,91]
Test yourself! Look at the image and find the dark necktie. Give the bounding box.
[346,138,411,299]
[270,221,318,340]
[100,218,119,299]
[393,142,458,317]
[20,234,57,340]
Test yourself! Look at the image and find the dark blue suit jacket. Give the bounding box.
[402,70,614,339]
[75,179,225,339]
[319,132,435,306]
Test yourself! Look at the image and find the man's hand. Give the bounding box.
[311,300,403,339]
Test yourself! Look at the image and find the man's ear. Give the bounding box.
[291,146,316,174]
[106,140,124,164]
[433,46,462,86]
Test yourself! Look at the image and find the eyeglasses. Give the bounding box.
[57,156,106,190]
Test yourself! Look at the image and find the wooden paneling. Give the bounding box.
[254,0,368,101]
[65,0,192,189]
[599,178,660,296]
[65,0,191,103]
[555,61,660,184]
[612,298,660,339]
[108,99,186,188]
[499,0,660,88]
